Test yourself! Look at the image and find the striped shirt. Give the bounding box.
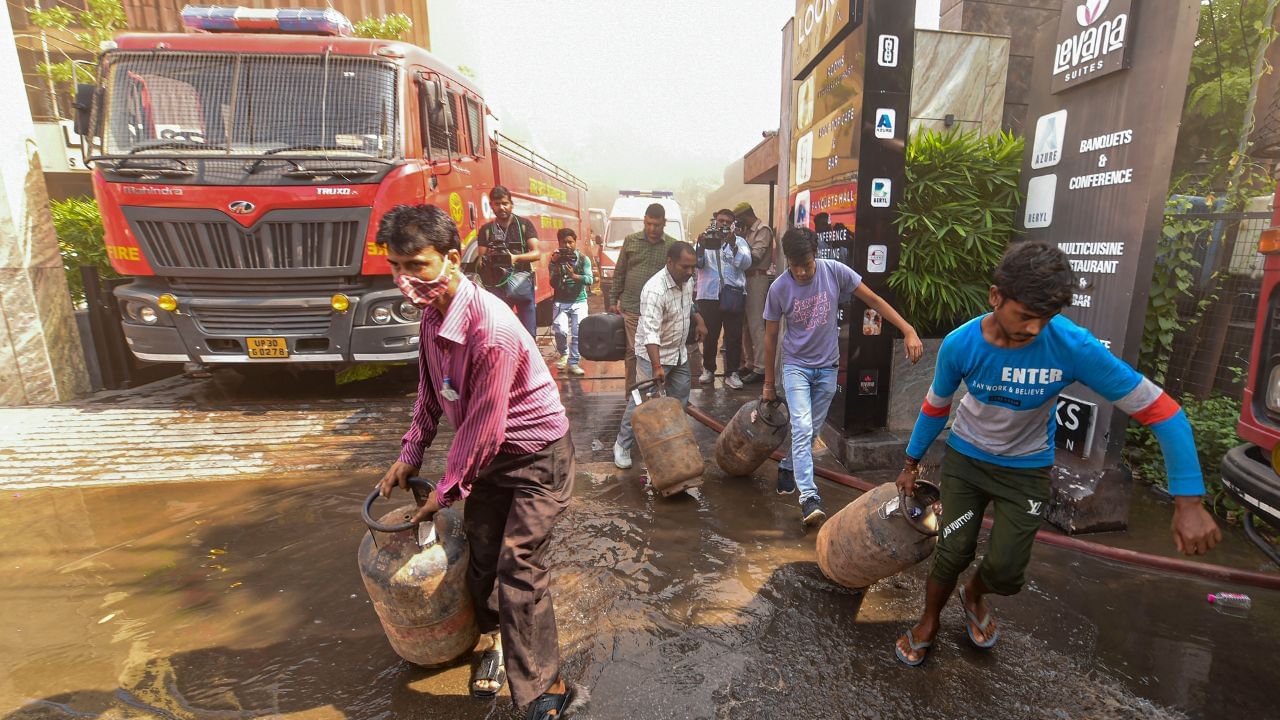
[635,267,694,365]
[400,276,569,506]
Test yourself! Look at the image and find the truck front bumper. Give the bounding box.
[115,282,421,365]
[1220,443,1280,528]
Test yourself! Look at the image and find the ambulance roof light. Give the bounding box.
[181,5,354,37]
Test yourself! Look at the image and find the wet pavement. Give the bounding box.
[2,337,1280,719]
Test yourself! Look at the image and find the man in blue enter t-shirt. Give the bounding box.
[893,241,1222,667]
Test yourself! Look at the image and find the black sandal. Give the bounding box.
[525,682,589,720]
[470,642,506,699]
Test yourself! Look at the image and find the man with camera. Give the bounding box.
[734,202,774,385]
[550,228,593,376]
[477,185,541,336]
[695,209,752,389]
[608,203,678,394]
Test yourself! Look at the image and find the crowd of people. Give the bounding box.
[371,198,1223,720]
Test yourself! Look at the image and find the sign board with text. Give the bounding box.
[792,0,862,79]
[1016,0,1201,531]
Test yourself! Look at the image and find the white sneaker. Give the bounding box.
[698,370,714,384]
[555,354,569,369]
[568,364,586,376]
[725,372,744,390]
[613,441,632,469]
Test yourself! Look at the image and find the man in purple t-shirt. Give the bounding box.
[762,227,924,525]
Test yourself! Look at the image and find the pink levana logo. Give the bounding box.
[1076,0,1110,27]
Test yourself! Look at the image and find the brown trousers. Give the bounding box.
[464,432,575,708]
[622,311,640,394]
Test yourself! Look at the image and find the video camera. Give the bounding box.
[698,218,731,251]
[552,247,577,266]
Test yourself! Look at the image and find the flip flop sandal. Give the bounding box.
[525,682,590,720]
[959,586,1000,649]
[894,628,933,667]
[470,643,506,699]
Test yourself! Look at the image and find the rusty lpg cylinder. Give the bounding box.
[816,480,941,589]
[358,478,479,666]
[714,399,789,477]
[630,379,704,496]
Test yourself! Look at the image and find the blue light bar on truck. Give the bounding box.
[181,5,354,37]
[619,190,675,198]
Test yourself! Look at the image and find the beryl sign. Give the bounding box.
[1017,0,1201,533]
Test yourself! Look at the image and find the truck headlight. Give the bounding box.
[1267,364,1280,414]
[395,300,422,323]
[138,306,158,325]
[371,305,392,325]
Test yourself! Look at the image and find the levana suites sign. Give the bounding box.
[1051,0,1135,93]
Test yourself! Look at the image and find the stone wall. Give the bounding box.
[940,0,1064,134]
[910,30,1010,137]
[0,9,89,405]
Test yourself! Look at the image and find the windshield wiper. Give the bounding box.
[127,140,228,154]
[244,144,388,174]
[283,166,379,179]
[111,167,195,178]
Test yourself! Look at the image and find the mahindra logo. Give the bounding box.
[1076,0,1110,27]
[228,200,255,215]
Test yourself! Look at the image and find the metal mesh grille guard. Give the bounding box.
[123,206,371,278]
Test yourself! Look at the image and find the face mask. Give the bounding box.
[395,259,452,307]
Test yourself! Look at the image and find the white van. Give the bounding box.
[600,191,685,284]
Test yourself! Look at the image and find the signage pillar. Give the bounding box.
[787,0,914,434]
[1017,0,1201,532]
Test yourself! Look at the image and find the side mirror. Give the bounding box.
[73,83,96,136]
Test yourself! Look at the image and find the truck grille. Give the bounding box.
[124,207,369,277]
[190,306,333,336]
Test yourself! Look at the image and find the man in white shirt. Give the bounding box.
[613,241,707,469]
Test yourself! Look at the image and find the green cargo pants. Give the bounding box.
[930,447,1051,596]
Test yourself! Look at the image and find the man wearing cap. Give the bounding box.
[735,202,774,385]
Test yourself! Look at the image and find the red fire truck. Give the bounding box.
[75,6,586,371]
[1220,198,1280,565]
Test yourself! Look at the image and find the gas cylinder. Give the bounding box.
[816,480,941,589]
[358,478,479,666]
[714,399,789,477]
[629,379,704,496]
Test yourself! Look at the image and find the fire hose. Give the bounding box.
[684,404,1280,592]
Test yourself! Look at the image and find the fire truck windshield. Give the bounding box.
[98,52,399,161]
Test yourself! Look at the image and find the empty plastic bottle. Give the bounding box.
[1207,592,1252,610]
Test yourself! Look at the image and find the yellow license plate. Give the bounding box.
[246,337,289,359]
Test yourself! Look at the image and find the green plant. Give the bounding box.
[1140,197,1215,384]
[51,197,116,305]
[352,13,412,40]
[26,0,126,88]
[889,129,1025,334]
[1126,394,1241,515]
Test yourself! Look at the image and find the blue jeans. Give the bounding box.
[552,300,587,365]
[778,364,839,502]
[616,354,691,450]
[511,296,536,337]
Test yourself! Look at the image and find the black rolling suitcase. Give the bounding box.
[579,313,627,362]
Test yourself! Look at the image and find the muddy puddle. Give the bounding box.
[2,383,1279,719]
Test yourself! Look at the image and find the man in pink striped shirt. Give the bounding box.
[376,205,586,720]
